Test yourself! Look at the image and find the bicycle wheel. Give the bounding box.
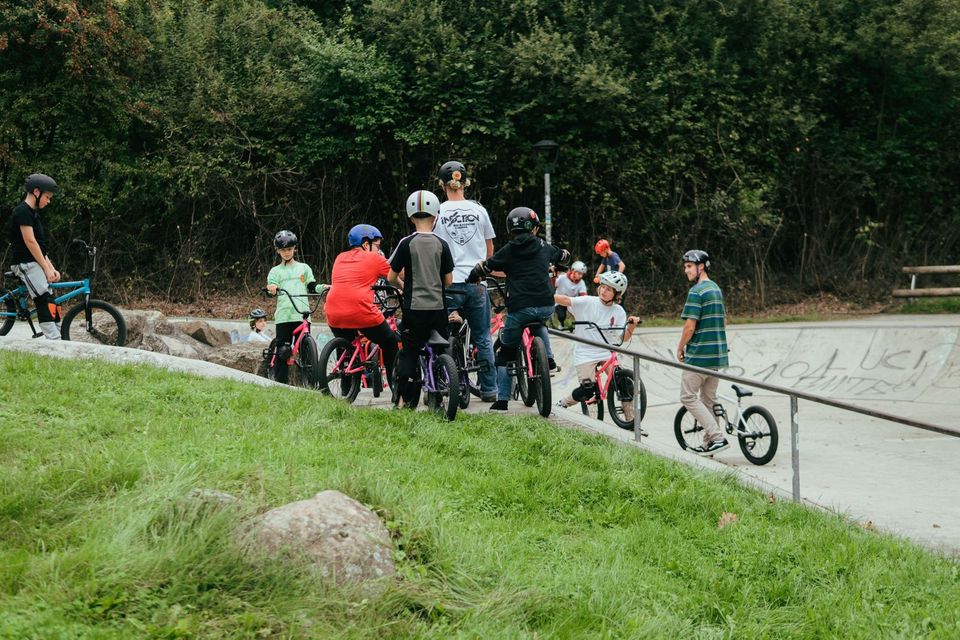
[424,353,459,421]
[530,336,551,417]
[738,406,779,465]
[318,337,361,401]
[449,337,471,409]
[61,300,127,346]
[673,406,705,450]
[579,384,604,422]
[608,368,648,430]
[515,344,531,405]
[295,334,320,389]
[0,291,16,336]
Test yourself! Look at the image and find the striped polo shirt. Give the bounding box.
[681,279,728,368]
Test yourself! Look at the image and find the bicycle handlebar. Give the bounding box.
[263,286,326,316]
[566,320,642,346]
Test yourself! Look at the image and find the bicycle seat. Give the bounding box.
[731,384,753,398]
[427,330,449,349]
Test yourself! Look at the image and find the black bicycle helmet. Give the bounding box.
[274,230,298,249]
[24,173,58,195]
[438,160,467,184]
[505,206,540,233]
[682,249,710,268]
[249,308,267,320]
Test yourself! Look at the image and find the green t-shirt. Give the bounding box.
[267,261,316,324]
[680,279,728,369]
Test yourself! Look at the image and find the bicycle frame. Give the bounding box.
[266,288,321,367]
[714,392,747,432]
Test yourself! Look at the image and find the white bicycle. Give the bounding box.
[673,384,779,465]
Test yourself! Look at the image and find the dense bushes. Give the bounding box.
[1,0,957,308]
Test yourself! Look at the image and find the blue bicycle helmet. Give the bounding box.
[347,224,383,248]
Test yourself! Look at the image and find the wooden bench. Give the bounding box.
[892,266,960,298]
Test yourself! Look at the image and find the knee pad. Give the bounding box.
[276,343,292,361]
[571,380,596,402]
[35,292,56,323]
[495,345,517,366]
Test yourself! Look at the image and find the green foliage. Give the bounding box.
[1,0,958,305]
[1,352,960,637]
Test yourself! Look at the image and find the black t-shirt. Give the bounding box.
[485,233,566,311]
[6,202,47,264]
[389,232,454,311]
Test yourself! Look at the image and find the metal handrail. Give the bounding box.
[548,327,960,501]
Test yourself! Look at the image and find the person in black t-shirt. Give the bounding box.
[5,173,62,339]
[467,207,570,411]
[388,190,454,408]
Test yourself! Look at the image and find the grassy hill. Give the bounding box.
[0,352,957,639]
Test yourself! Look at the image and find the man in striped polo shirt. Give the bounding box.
[676,249,730,455]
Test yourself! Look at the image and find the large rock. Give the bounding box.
[250,490,395,588]
[124,310,211,358]
[205,342,265,374]
[179,320,232,348]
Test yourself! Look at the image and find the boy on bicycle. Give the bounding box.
[467,206,569,411]
[552,259,588,328]
[555,271,640,418]
[388,190,454,408]
[5,173,62,340]
[266,229,319,383]
[325,223,399,385]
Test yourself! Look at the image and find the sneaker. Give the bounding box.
[556,399,575,409]
[489,400,509,411]
[691,439,729,456]
[548,358,561,373]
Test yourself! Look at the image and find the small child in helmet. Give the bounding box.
[592,238,626,284]
[555,271,641,418]
[388,191,455,408]
[467,206,570,412]
[248,308,271,343]
[266,229,319,383]
[553,260,588,328]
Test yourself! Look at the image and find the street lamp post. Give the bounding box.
[533,139,560,245]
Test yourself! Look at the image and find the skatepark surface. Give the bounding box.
[3,314,958,554]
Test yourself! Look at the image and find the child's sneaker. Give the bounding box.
[489,400,509,411]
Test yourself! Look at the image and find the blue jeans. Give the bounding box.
[446,282,497,396]
[496,304,555,401]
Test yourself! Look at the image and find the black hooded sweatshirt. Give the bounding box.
[483,233,568,312]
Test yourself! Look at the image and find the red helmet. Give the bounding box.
[594,239,610,255]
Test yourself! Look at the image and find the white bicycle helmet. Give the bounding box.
[405,190,440,218]
[570,260,588,274]
[598,271,628,293]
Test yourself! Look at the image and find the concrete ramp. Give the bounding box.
[549,315,960,554]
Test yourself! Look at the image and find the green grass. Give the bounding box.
[893,297,960,314]
[1,353,958,639]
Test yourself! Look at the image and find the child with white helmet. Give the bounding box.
[552,259,588,328]
[555,270,641,418]
[387,190,454,407]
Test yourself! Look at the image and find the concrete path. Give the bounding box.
[3,313,958,554]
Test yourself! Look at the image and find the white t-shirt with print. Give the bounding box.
[433,199,496,283]
[569,296,627,365]
[555,273,587,297]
